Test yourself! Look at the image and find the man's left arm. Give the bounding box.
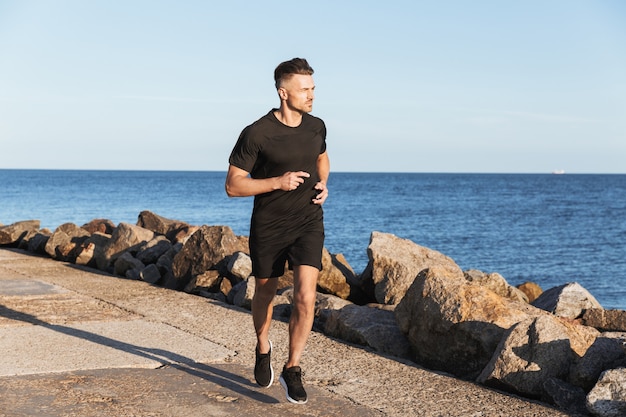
[313,151,330,205]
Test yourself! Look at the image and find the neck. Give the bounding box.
[274,106,303,127]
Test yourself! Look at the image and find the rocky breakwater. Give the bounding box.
[2,214,626,417]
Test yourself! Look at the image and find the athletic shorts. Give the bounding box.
[249,226,324,278]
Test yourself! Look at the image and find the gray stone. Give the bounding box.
[570,332,626,391]
[227,251,252,280]
[231,277,255,310]
[532,282,602,319]
[541,378,588,415]
[136,236,172,265]
[477,315,576,398]
[140,263,163,284]
[324,303,412,359]
[586,368,626,417]
[113,252,145,277]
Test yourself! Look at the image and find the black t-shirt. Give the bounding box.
[229,109,327,238]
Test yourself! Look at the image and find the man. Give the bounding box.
[225,57,329,404]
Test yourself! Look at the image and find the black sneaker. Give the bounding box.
[254,340,274,388]
[279,365,307,404]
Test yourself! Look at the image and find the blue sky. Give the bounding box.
[1,0,625,173]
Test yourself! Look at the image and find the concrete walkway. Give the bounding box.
[0,248,572,416]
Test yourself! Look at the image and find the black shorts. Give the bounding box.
[249,225,324,278]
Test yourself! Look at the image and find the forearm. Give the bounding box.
[225,165,280,197]
[317,152,330,184]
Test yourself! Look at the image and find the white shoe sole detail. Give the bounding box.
[279,374,308,404]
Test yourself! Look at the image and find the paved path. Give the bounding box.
[0,248,571,416]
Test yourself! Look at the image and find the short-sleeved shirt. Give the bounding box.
[229,109,327,245]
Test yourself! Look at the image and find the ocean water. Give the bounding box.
[1,169,625,309]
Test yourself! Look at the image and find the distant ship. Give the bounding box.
[552,169,565,175]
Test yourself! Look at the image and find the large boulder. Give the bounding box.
[324,303,412,359]
[170,225,246,290]
[0,220,41,246]
[96,223,155,271]
[395,266,543,378]
[317,248,353,299]
[362,232,463,305]
[477,315,597,399]
[586,368,626,417]
[532,282,602,319]
[44,223,90,261]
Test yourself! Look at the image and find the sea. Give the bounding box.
[1,169,625,310]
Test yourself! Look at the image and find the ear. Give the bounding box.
[277,87,288,101]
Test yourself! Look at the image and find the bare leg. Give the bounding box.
[252,277,278,354]
[286,265,319,368]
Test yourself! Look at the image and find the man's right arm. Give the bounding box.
[225,165,309,197]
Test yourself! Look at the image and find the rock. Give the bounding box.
[362,232,463,305]
[0,220,41,246]
[140,263,162,284]
[227,251,252,281]
[75,233,110,268]
[532,282,602,319]
[97,223,155,271]
[464,269,529,303]
[136,210,196,243]
[324,303,412,359]
[185,270,222,293]
[81,218,115,235]
[586,368,626,417]
[219,278,233,298]
[135,236,172,265]
[231,277,255,309]
[170,225,245,291]
[44,223,90,261]
[17,228,40,250]
[517,281,543,303]
[27,230,51,254]
[395,266,543,378]
[570,332,626,391]
[318,248,352,299]
[583,309,626,332]
[542,378,589,416]
[477,315,581,398]
[113,252,145,277]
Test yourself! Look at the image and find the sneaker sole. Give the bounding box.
[279,375,308,404]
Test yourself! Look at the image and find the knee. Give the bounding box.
[253,279,277,303]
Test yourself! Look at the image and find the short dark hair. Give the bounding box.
[274,58,314,89]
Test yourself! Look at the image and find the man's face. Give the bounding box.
[280,74,315,113]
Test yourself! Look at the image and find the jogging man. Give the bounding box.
[225,57,329,404]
